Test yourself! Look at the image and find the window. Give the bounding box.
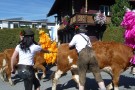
[99,5,110,16]
[32,24,36,28]
[14,23,19,28]
[42,25,46,28]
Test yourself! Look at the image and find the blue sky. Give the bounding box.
[0,0,55,22]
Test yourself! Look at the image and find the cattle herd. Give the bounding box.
[0,41,134,90]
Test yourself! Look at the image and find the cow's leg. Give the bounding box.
[111,68,122,90]
[107,67,122,90]
[102,66,113,90]
[106,83,113,90]
[2,65,14,85]
[34,64,46,80]
[70,65,80,87]
[5,66,14,85]
[0,58,7,81]
[34,70,39,80]
[52,70,63,90]
[0,68,4,81]
[39,65,46,79]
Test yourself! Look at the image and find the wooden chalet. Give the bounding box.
[47,0,135,44]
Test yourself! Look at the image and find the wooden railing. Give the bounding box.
[70,14,94,25]
[70,13,111,25]
[58,13,111,30]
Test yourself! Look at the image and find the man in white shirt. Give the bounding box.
[69,25,106,90]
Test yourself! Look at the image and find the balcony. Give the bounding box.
[70,14,94,25]
[70,13,111,25]
[58,13,111,30]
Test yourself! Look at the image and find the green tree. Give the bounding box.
[102,0,133,43]
[110,0,132,26]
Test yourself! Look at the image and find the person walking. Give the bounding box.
[69,25,106,90]
[11,29,50,90]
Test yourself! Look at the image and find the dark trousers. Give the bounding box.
[17,64,40,90]
[23,76,40,90]
[78,47,103,86]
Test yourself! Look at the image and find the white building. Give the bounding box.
[0,17,55,30]
[0,17,59,41]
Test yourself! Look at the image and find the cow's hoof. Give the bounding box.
[132,71,135,75]
[106,84,113,90]
[8,78,14,86]
[41,75,46,79]
[10,81,15,86]
[130,66,135,75]
[98,89,107,90]
[130,71,134,75]
[0,76,5,82]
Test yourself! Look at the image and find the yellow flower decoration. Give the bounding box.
[39,30,58,64]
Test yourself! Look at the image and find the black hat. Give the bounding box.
[24,29,34,36]
[79,25,87,33]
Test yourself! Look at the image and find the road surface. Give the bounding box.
[0,66,135,90]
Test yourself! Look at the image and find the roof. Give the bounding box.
[47,0,72,17]
[47,0,117,17]
[4,17,23,20]
[47,0,135,17]
[0,18,51,23]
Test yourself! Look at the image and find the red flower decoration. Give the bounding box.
[20,30,25,36]
[75,26,79,30]
[20,32,23,36]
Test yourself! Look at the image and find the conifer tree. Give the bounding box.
[110,0,132,26]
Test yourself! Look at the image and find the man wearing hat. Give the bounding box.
[69,25,106,90]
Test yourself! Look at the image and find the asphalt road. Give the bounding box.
[0,66,135,90]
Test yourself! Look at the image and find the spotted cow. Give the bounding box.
[0,48,15,85]
[0,48,51,85]
[51,41,134,90]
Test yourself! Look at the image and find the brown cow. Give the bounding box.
[2,48,16,85]
[0,48,50,85]
[51,41,134,90]
[0,49,15,85]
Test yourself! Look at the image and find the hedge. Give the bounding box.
[0,28,49,52]
[0,26,125,52]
